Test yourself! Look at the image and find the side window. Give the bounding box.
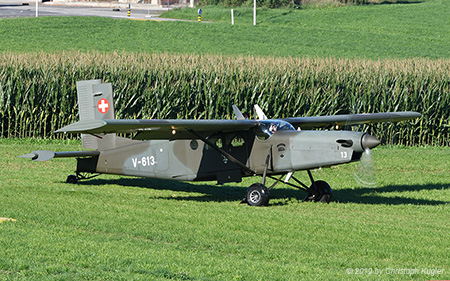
[254,120,295,140]
[215,138,223,148]
[205,135,223,150]
[254,125,270,140]
[205,133,246,150]
[230,135,245,147]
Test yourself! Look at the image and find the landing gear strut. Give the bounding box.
[243,153,272,206]
[244,169,332,206]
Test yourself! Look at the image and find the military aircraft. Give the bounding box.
[20,79,421,206]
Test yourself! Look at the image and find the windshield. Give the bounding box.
[255,120,296,140]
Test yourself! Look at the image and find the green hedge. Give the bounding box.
[0,52,448,145]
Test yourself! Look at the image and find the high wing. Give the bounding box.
[56,119,260,140]
[282,112,421,130]
[55,111,421,140]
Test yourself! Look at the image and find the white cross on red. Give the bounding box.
[97,98,109,114]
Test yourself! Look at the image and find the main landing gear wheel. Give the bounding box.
[304,180,332,203]
[246,183,270,206]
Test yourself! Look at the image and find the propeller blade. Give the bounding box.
[353,148,377,188]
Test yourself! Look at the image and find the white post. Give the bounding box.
[231,9,234,25]
[35,0,38,17]
[253,0,256,26]
[190,0,194,8]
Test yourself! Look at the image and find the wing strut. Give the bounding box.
[187,129,256,176]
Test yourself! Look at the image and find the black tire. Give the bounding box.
[66,175,78,184]
[305,180,332,203]
[246,183,270,206]
[314,180,332,203]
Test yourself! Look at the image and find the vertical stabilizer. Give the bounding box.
[77,79,101,122]
[76,80,116,150]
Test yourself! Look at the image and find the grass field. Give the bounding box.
[0,0,449,58]
[1,139,449,280]
[1,0,449,280]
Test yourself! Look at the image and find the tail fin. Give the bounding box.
[76,80,117,150]
[77,79,115,121]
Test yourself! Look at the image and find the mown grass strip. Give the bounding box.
[1,0,450,58]
[1,139,449,280]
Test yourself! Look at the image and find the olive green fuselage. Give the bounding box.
[86,130,365,184]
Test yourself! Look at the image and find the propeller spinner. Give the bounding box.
[361,133,381,150]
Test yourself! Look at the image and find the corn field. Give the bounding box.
[0,52,449,146]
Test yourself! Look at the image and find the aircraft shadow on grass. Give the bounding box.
[332,183,450,205]
[76,178,449,206]
[77,178,245,203]
[369,1,423,5]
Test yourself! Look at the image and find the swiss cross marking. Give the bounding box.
[97,98,109,114]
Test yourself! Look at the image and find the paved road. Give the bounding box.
[0,0,181,20]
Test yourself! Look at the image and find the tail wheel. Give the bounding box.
[305,180,332,203]
[246,183,270,206]
[66,174,78,184]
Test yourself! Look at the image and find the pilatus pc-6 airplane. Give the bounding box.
[20,80,421,206]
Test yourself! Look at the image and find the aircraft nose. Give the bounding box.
[361,134,381,149]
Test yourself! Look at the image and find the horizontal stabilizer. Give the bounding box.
[19,150,100,161]
[18,150,55,161]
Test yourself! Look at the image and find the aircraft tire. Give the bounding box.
[66,175,78,184]
[246,183,270,206]
[313,180,332,203]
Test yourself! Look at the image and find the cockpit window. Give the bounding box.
[254,120,295,140]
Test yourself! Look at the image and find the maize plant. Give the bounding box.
[0,52,448,146]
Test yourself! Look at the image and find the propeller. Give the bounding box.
[353,147,377,188]
[340,113,378,188]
